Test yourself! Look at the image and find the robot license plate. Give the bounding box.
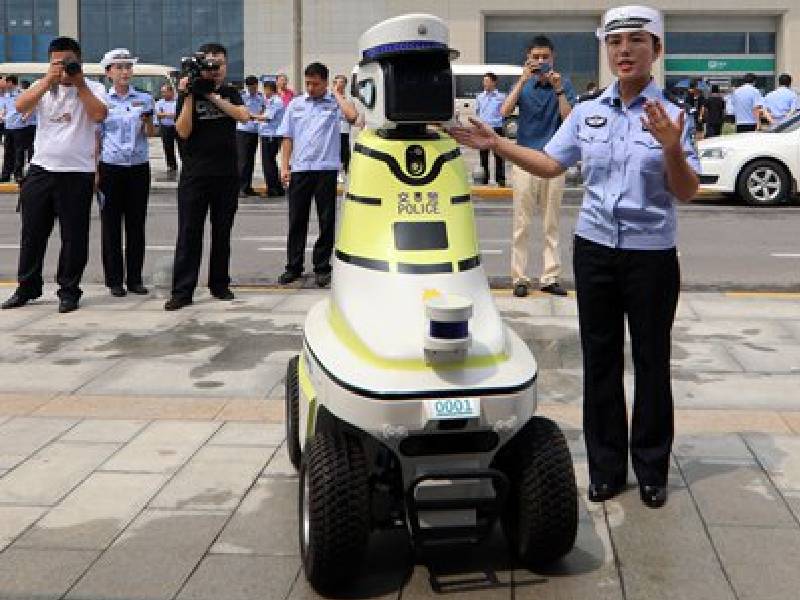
[425,398,481,420]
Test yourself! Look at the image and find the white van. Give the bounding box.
[0,62,177,97]
[452,63,522,138]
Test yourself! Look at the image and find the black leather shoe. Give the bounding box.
[640,484,668,508]
[58,298,79,314]
[541,282,568,296]
[127,284,149,295]
[278,271,301,285]
[587,482,626,503]
[109,286,127,297]
[212,289,235,301]
[315,272,331,288]
[1,293,30,309]
[164,296,192,311]
[513,281,529,297]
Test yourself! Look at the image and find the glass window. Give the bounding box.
[665,32,746,55]
[748,32,776,54]
[485,31,599,95]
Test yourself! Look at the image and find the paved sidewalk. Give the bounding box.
[0,285,798,599]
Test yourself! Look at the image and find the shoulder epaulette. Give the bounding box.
[577,88,604,103]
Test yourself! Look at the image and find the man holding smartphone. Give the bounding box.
[501,36,576,297]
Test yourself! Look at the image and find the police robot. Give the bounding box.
[284,14,577,592]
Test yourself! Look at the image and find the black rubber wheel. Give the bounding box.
[285,355,301,470]
[299,432,370,593]
[736,159,791,206]
[501,416,578,567]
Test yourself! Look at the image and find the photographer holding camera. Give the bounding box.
[1,37,108,314]
[164,43,249,311]
[501,36,576,298]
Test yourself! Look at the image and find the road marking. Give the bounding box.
[145,245,174,251]
[725,291,800,299]
[0,244,19,249]
[771,253,800,258]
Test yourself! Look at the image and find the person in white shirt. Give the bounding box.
[760,73,798,126]
[1,37,108,314]
[730,73,763,133]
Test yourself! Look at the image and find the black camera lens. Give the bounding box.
[63,59,81,76]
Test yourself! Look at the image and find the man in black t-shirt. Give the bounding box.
[165,43,249,310]
[701,84,726,138]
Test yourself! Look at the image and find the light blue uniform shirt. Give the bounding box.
[4,91,28,130]
[731,83,762,125]
[237,90,266,134]
[760,87,797,123]
[258,95,285,138]
[154,98,176,126]
[476,89,507,128]
[99,87,154,166]
[277,92,342,172]
[544,79,701,251]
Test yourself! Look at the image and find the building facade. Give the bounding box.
[1,0,798,94]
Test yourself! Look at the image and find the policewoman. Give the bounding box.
[97,49,155,297]
[450,5,700,509]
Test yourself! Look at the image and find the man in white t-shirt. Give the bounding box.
[1,37,108,314]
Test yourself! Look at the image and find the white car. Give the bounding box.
[698,113,800,205]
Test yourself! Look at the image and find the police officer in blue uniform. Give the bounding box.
[237,75,266,196]
[97,49,155,297]
[451,5,700,509]
[256,79,285,197]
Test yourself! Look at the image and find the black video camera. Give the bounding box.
[180,52,217,95]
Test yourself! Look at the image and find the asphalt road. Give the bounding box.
[0,189,798,292]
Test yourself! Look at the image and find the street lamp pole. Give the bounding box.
[293,0,302,92]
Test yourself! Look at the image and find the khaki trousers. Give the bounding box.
[511,165,565,286]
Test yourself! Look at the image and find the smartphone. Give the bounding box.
[533,63,551,74]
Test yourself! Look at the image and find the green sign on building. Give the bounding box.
[665,57,775,73]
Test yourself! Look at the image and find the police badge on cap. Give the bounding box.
[596,5,664,41]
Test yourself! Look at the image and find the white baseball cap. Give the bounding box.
[100,48,138,70]
[597,5,664,41]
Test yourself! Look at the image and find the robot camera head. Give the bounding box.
[355,14,459,131]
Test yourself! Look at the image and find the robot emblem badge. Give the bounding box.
[284,13,578,593]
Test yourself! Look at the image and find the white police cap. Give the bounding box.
[597,5,664,41]
[358,13,458,64]
[100,48,138,70]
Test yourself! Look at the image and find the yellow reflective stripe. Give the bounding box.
[327,301,508,372]
[298,353,317,440]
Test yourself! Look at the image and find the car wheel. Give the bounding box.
[737,159,791,206]
[285,355,301,470]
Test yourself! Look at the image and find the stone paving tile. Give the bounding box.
[727,343,800,373]
[0,548,99,600]
[743,433,800,490]
[65,509,229,600]
[0,505,47,551]
[189,310,306,333]
[0,392,56,415]
[0,305,50,331]
[687,297,800,320]
[783,412,800,434]
[710,526,800,600]
[176,555,299,600]
[25,309,187,333]
[672,374,800,410]
[672,319,796,346]
[783,490,800,521]
[620,562,736,600]
[535,369,582,404]
[670,341,743,372]
[0,442,119,505]
[679,457,796,527]
[59,419,149,444]
[148,445,269,511]
[211,477,296,556]
[207,422,284,446]
[217,397,284,422]
[674,433,753,460]
[48,331,228,363]
[551,298,578,317]
[100,420,221,474]
[674,409,792,434]
[271,292,329,313]
[14,472,167,551]
[495,294,553,317]
[80,358,285,398]
[35,395,227,420]
[0,359,118,395]
[261,443,298,478]
[0,416,77,468]
[784,320,800,343]
[0,332,85,363]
